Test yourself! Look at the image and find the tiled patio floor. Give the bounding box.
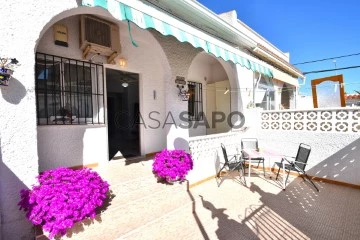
[62,160,360,240]
[189,172,360,240]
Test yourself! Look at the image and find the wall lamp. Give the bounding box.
[175,76,190,101]
[118,57,127,68]
[177,84,191,101]
[0,58,19,86]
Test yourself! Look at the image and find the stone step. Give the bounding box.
[64,181,192,239]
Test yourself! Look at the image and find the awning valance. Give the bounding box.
[82,0,273,78]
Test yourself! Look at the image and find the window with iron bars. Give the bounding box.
[35,52,105,125]
[188,81,203,121]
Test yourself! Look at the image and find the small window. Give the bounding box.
[188,81,203,121]
[35,52,105,125]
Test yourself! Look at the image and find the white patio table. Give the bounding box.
[241,149,286,190]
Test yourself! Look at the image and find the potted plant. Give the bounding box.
[18,167,110,239]
[52,107,76,123]
[0,58,19,86]
[152,149,193,183]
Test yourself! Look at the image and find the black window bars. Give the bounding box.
[188,81,203,121]
[35,52,105,125]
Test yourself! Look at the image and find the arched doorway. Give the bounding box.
[187,52,233,136]
[35,7,171,170]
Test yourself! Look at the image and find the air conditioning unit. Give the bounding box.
[80,15,121,63]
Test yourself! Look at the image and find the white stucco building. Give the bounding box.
[1,0,306,238]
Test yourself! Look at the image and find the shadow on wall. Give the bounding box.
[0,77,27,104]
[0,139,33,239]
[174,137,189,152]
[37,126,85,172]
[307,137,360,185]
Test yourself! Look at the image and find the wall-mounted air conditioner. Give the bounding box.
[80,15,121,63]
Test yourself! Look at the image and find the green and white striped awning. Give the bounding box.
[82,0,273,78]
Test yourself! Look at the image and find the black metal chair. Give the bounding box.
[241,138,265,177]
[275,143,319,191]
[217,143,243,178]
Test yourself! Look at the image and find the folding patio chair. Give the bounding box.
[241,138,265,177]
[275,143,319,191]
[217,143,243,178]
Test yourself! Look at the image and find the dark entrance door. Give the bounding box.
[106,69,140,160]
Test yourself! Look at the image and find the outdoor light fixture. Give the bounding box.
[177,84,191,101]
[118,58,127,68]
[122,82,129,88]
[0,57,19,86]
[175,76,190,101]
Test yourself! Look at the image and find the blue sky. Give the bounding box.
[197,0,360,95]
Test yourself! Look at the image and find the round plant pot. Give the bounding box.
[0,68,13,86]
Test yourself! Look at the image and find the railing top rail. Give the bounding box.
[189,131,239,142]
[261,107,360,113]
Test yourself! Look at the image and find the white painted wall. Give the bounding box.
[236,64,254,111]
[0,0,293,239]
[1,1,83,239]
[37,126,108,171]
[1,2,171,238]
[241,129,360,186]
[186,52,231,137]
[297,95,314,109]
[36,13,170,163]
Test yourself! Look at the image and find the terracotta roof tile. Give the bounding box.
[345,94,360,100]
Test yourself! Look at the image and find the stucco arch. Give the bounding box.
[186,52,240,136]
[187,52,241,113]
[34,3,172,170]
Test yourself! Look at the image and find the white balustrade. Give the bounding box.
[261,108,360,133]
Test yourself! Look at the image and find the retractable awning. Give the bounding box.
[82,0,273,78]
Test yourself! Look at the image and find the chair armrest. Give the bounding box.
[281,157,295,164]
[282,158,307,166]
[293,160,307,165]
[227,154,239,161]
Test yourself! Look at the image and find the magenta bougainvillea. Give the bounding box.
[152,149,193,182]
[18,167,109,239]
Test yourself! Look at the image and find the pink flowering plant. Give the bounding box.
[152,149,193,182]
[18,167,109,239]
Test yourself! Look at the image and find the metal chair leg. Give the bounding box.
[276,165,281,180]
[304,173,319,192]
[262,160,266,177]
[295,168,319,192]
[285,170,290,186]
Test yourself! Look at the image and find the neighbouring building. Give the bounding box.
[1,0,305,238]
[345,93,360,107]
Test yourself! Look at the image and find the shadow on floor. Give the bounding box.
[191,170,360,240]
[198,195,259,240]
